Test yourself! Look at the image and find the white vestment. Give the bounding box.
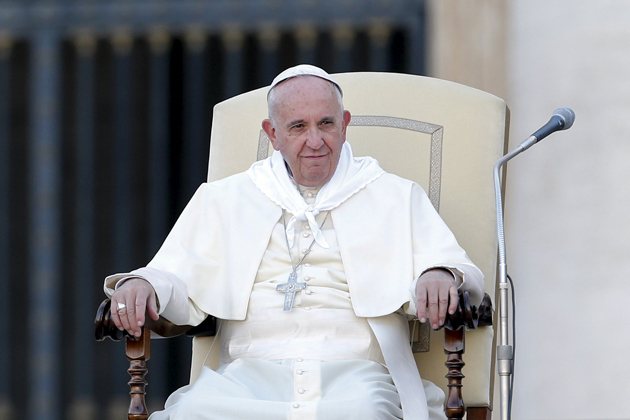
[105,151,484,420]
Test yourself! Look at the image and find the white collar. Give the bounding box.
[247,142,384,248]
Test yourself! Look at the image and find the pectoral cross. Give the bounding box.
[276,271,307,311]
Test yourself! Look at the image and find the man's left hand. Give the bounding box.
[415,268,458,330]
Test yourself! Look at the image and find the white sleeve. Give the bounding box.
[103,266,207,327]
[404,183,486,317]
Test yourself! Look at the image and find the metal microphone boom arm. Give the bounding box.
[493,107,575,420]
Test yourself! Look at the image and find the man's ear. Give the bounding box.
[262,119,280,151]
[341,110,352,135]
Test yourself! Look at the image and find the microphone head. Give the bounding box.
[553,107,575,130]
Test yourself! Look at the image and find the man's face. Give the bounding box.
[262,76,351,187]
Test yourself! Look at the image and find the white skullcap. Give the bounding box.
[268,64,343,97]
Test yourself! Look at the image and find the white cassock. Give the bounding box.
[104,143,485,420]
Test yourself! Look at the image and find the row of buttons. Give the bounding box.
[297,275,313,309]
[294,359,309,408]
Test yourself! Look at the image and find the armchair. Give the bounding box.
[96,72,509,420]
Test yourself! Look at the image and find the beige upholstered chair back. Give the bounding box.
[192,72,509,411]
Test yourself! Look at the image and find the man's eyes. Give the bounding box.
[289,120,334,130]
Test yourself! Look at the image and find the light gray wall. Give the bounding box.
[506,1,630,418]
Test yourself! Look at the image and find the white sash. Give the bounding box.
[368,314,429,420]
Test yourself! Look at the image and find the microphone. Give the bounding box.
[493,106,574,420]
[520,108,575,151]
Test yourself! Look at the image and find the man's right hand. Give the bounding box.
[111,278,159,338]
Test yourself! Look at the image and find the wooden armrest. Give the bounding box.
[94,298,217,341]
[443,291,493,331]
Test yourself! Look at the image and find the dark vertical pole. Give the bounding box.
[332,25,355,73]
[28,29,61,420]
[180,28,206,206]
[111,30,134,272]
[258,27,279,87]
[368,23,391,72]
[147,28,172,261]
[110,29,135,418]
[222,28,244,99]
[296,25,318,65]
[0,34,13,420]
[408,3,426,75]
[69,32,97,420]
[146,28,172,408]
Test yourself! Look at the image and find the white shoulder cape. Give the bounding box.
[128,171,483,321]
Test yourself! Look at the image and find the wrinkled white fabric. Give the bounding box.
[147,199,446,420]
[104,171,484,323]
[220,309,385,366]
[247,142,384,248]
[151,359,405,420]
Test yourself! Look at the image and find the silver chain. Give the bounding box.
[281,210,330,271]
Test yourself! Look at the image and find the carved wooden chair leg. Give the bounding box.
[125,328,151,420]
[444,327,465,420]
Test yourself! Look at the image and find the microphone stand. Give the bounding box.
[493,141,532,420]
[493,108,574,420]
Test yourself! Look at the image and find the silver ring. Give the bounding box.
[117,302,127,311]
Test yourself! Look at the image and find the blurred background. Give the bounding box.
[0,1,628,419]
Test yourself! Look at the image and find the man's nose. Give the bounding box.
[305,128,324,149]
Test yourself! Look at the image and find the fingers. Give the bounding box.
[111,279,157,338]
[133,294,148,336]
[448,283,459,316]
[114,295,140,337]
[416,269,458,330]
[435,282,453,328]
[416,283,428,324]
[147,293,160,321]
[110,299,124,331]
[427,283,444,330]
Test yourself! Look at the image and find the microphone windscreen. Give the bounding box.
[553,108,575,130]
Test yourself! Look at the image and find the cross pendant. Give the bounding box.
[276,271,307,311]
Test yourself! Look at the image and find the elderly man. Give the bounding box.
[105,65,484,420]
